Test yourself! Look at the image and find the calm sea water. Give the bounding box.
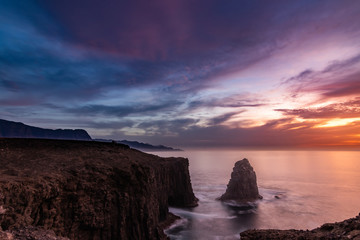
[152,149,360,240]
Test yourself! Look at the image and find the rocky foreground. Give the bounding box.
[241,213,360,239]
[0,138,197,239]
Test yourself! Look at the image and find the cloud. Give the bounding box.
[317,73,360,98]
[282,69,314,85]
[0,1,127,103]
[95,118,200,139]
[0,97,40,106]
[137,118,198,134]
[208,112,241,125]
[0,0,274,111]
[3,0,360,107]
[2,0,360,147]
[38,0,360,61]
[323,54,360,74]
[66,101,182,117]
[188,94,265,111]
[87,120,135,130]
[132,116,360,148]
[276,100,360,119]
[283,53,360,100]
[34,0,360,95]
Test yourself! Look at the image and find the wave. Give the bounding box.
[169,207,237,220]
[164,217,189,231]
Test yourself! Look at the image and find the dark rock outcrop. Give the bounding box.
[0,119,92,140]
[219,158,262,203]
[0,138,197,239]
[241,213,360,239]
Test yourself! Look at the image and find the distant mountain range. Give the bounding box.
[0,119,92,140]
[94,139,183,151]
[0,119,182,151]
[118,140,182,151]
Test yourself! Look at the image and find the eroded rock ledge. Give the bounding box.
[0,138,197,239]
[241,213,360,240]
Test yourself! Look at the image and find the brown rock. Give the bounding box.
[0,226,69,240]
[241,213,360,239]
[219,158,262,203]
[0,138,198,240]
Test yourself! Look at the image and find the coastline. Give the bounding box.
[0,138,197,239]
[241,213,360,239]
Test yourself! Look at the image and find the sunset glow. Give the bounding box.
[1,0,360,148]
[315,118,360,128]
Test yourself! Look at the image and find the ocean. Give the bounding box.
[152,149,360,240]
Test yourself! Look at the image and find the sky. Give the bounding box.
[1,0,360,148]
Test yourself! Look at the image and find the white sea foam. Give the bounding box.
[169,207,237,220]
[164,217,188,231]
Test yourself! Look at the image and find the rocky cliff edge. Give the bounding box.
[0,138,198,239]
[241,213,360,239]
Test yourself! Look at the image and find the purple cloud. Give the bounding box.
[2,0,360,147]
[276,100,360,119]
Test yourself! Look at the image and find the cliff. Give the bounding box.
[0,138,197,239]
[0,119,92,140]
[0,226,69,240]
[219,158,262,203]
[241,213,360,239]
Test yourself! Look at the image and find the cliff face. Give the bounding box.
[0,138,197,239]
[0,119,92,140]
[219,158,262,203]
[241,213,360,239]
[0,226,69,240]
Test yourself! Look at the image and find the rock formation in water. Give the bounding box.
[0,119,92,140]
[219,158,262,203]
[0,138,197,239]
[241,213,360,239]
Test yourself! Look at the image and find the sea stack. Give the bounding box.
[219,158,262,203]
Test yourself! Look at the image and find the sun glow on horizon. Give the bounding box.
[314,118,360,128]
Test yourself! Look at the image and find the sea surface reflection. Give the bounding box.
[153,149,360,240]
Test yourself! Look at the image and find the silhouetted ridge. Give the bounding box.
[94,139,182,151]
[118,140,182,151]
[0,119,91,140]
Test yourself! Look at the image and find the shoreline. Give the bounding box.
[0,138,197,239]
[241,213,360,239]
